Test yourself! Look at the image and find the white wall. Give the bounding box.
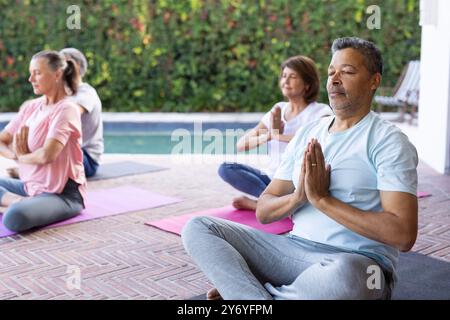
[418,0,450,174]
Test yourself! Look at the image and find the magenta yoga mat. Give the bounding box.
[146,205,293,236]
[0,186,181,238]
[417,191,432,198]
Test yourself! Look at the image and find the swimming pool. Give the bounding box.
[104,131,268,154]
[0,117,267,155]
[103,120,268,154]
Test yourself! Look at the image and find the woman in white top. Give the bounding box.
[60,48,104,177]
[218,55,332,212]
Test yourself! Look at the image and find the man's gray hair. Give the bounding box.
[60,48,88,77]
[331,37,383,75]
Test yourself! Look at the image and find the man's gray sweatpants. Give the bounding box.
[182,216,390,300]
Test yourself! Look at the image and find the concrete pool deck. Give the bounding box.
[0,153,448,300]
[0,111,404,123]
[0,112,265,122]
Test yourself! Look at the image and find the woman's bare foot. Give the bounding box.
[232,195,257,211]
[6,167,19,179]
[207,288,223,300]
[1,192,25,207]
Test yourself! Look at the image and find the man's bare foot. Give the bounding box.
[232,195,257,211]
[207,288,223,300]
[6,167,19,179]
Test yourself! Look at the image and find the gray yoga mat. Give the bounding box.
[189,252,450,300]
[88,161,167,181]
[392,252,450,300]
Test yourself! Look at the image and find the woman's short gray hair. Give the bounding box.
[331,37,383,75]
[60,48,88,77]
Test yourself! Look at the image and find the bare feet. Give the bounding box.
[207,288,223,300]
[232,195,257,211]
[6,167,19,179]
[1,192,25,207]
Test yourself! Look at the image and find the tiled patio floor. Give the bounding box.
[0,154,448,299]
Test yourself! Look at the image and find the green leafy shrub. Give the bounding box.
[0,0,420,112]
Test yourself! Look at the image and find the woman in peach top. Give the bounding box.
[0,50,86,232]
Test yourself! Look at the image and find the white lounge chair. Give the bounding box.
[375,60,420,124]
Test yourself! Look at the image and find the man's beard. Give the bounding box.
[330,98,352,112]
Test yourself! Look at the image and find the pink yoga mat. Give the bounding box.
[417,191,432,198]
[146,205,293,236]
[0,186,181,238]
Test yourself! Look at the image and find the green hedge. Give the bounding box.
[0,0,420,112]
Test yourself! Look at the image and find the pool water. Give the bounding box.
[104,132,268,155]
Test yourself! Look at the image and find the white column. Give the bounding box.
[418,0,450,174]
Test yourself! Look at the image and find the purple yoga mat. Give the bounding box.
[146,205,293,236]
[0,186,181,238]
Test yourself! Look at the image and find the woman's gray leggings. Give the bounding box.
[0,178,84,233]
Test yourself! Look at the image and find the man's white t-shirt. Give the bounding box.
[274,111,418,280]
